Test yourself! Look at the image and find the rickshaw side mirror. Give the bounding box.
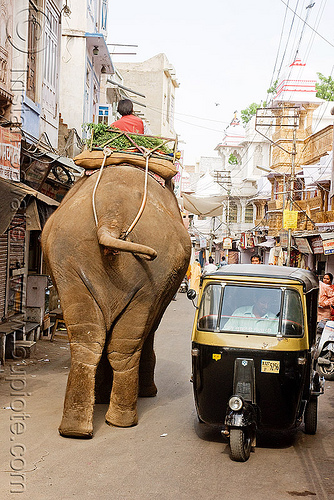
[187,288,198,308]
[187,289,197,301]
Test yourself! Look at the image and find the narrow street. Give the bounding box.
[0,293,333,500]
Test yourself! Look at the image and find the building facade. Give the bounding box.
[244,60,334,271]
[115,53,179,137]
[0,0,110,363]
[59,0,114,138]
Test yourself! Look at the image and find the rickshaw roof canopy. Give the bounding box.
[207,264,318,293]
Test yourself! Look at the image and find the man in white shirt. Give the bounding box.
[203,256,217,275]
[223,292,278,334]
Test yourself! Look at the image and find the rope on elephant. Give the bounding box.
[122,150,151,239]
[92,146,112,226]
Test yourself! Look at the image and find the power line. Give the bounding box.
[266,0,290,102]
[276,0,300,87]
[280,0,334,48]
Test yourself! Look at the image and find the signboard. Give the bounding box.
[322,239,334,255]
[172,150,184,198]
[24,159,50,190]
[310,236,324,255]
[246,233,254,248]
[200,237,207,248]
[283,210,298,230]
[295,237,312,254]
[223,237,233,250]
[320,232,334,255]
[279,230,289,248]
[0,127,21,181]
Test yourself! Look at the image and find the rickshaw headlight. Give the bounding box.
[228,396,243,411]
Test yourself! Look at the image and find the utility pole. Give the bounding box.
[287,120,297,265]
[213,170,232,236]
[255,106,300,265]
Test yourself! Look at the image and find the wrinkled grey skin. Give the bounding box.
[42,166,191,438]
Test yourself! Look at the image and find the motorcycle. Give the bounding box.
[316,320,334,380]
[179,276,188,293]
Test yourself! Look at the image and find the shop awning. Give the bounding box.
[0,177,59,235]
[182,193,225,217]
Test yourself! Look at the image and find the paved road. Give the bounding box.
[0,293,333,499]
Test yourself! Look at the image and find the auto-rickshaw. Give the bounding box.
[187,264,324,462]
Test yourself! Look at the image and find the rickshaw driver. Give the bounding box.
[223,290,279,334]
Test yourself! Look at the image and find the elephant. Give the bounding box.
[41,164,191,438]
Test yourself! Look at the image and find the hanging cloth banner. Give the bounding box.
[182,193,225,216]
[283,210,298,230]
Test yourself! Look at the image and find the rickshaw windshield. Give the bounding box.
[197,284,304,336]
[220,286,280,335]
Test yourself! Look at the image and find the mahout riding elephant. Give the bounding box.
[41,165,191,438]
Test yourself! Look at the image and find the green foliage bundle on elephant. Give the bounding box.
[84,123,174,157]
[41,164,191,438]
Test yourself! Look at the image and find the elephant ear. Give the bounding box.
[97,227,157,260]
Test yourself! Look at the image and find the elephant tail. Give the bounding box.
[97,227,157,260]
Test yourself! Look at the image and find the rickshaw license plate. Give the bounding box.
[261,360,280,373]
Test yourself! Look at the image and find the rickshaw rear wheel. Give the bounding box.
[229,427,252,462]
[304,397,317,435]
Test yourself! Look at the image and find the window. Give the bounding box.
[42,1,59,117]
[98,105,109,124]
[245,204,253,223]
[26,4,38,101]
[253,145,263,168]
[197,284,221,330]
[281,289,304,336]
[101,0,108,31]
[166,80,171,123]
[169,94,175,130]
[220,286,280,335]
[228,202,238,223]
[197,284,304,337]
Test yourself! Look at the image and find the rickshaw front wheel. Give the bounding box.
[304,397,318,435]
[229,427,252,462]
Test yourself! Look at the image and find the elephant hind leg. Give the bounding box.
[139,328,157,398]
[105,303,153,427]
[58,300,107,438]
[59,357,98,439]
[95,347,113,404]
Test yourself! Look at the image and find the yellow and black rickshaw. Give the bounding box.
[187,264,324,462]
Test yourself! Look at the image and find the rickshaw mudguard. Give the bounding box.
[225,403,257,428]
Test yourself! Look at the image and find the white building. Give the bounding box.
[4,0,64,148]
[59,0,114,137]
[184,114,271,241]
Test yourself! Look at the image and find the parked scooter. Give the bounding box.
[316,320,334,380]
[179,276,188,293]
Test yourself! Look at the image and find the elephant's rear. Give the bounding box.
[41,164,191,437]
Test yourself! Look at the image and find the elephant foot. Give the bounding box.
[105,406,138,428]
[58,409,94,439]
[138,383,157,397]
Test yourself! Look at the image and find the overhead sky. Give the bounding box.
[107,0,334,165]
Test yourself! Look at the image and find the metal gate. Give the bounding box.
[0,234,8,320]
